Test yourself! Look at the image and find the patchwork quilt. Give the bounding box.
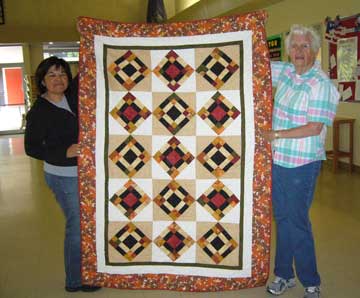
[77,10,272,291]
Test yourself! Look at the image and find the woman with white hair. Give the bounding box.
[263,25,339,298]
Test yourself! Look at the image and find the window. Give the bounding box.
[43,42,79,62]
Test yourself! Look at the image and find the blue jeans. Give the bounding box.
[45,172,81,288]
[272,161,321,287]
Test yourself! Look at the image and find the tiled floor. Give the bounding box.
[0,135,359,298]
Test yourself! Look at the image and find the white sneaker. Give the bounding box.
[304,286,320,298]
[266,276,296,296]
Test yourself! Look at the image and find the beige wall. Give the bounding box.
[169,0,283,22]
[175,0,200,13]
[0,0,147,43]
[164,0,177,19]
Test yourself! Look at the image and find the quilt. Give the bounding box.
[77,10,272,291]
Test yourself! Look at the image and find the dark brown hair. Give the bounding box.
[35,56,72,94]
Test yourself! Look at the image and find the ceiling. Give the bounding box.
[0,0,284,43]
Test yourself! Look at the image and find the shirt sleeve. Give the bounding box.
[307,79,340,126]
[24,106,47,160]
[65,74,79,115]
[270,61,286,88]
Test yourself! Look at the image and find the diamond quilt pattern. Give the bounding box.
[106,45,242,264]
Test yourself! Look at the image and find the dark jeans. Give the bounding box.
[45,172,81,288]
[272,161,321,287]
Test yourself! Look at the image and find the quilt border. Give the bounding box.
[77,10,272,291]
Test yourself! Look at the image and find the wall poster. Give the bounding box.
[267,34,282,61]
[326,14,360,102]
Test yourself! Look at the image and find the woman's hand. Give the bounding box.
[261,129,277,142]
[66,144,80,158]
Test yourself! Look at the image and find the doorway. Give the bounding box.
[0,45,26,135]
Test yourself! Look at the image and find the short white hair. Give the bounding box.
[285,24,321,55]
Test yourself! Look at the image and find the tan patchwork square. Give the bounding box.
[196,222,240,266]
[153,179,196,221]
[196,136,241,179]
[108,221,152,263]
[152,92,196,136]
[107,48,151,92]
[195,45,241,91]
[108,135,152,179]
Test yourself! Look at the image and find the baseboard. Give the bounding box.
[0,130,24,136]
[323,159,360,173]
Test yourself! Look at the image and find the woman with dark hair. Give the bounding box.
[24,56,100,293]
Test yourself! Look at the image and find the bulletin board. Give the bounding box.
[326,14,360,102]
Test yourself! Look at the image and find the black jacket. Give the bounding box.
[24,82,79,167]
